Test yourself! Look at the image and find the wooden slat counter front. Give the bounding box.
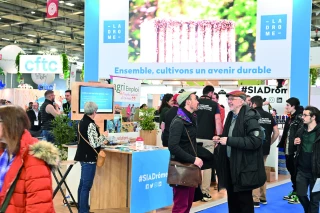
[90,148,133,210]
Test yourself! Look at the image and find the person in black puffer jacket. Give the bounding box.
[214,90,266,213]
[278,97,304,203]
[168,91,203,213]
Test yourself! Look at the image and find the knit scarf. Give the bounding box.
[0,149,15,192]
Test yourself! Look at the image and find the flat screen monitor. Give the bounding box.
[79,86,114,113]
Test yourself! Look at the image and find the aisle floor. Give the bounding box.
[54,175,290,213]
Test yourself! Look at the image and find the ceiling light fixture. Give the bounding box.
[56,30,65,33]
[28,34,36,37]
[2,38,10,41]
[59,1,65,3]
[38,51,44,54]
[65,2,75,6]
[72,12,83,15]
[81,43,84,45]
[29,39,33,43]
[31,11,35,14]
[50,48,58,52]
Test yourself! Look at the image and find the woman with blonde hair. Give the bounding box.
[0,105,59,213]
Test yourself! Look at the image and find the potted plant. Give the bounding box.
[50,115,76,160]
[139,108,157,146]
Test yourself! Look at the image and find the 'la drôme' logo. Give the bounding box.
[260,14,287,40]
[104,20,125,43]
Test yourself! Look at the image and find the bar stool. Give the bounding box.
[52,160,78,213]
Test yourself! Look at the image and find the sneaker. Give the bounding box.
[202,193,212,202]
[283,191,295,200]
[260,199,267,205]
[288,195,300,204]
[254,202,260,208]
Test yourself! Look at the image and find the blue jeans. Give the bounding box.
[78,162,96,213]
[40,130,54,143]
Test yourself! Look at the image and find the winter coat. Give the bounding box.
[295,124,320,178]
[278,108,304,155]
[0,130,59,213]
[215,105,266,192]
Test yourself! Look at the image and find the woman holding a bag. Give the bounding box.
[75,102,109,213]
[167,92,203,213]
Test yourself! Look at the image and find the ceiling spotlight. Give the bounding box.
[65,3,74,6]
[50,48,58,52]
[38,51,44,54]
[59,1,65,3]
[28,34,36,37]
[2,38,10,41]
[31,11,35,14]
[70,32,75,40]
[56,30,65,33]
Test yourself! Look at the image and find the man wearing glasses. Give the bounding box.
[294,106,320,213]
[214,90,266,213]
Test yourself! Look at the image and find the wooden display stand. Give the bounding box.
[71,82,114,130]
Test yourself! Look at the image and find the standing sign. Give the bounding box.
[130,150,173,213]
[112,76,140,122]
[46,0,59,19]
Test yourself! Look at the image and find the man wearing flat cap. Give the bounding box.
[214,90,266,213]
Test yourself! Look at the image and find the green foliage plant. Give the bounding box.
[50,115,76,160]
[15,52,24,82]
[61,53,70,79]
[310,68,318,85]
[139,108,156,131]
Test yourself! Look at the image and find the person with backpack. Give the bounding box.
[278,97,304,204]
[214,90,266,213]
[294,106,320,213]
[250,96,280,207]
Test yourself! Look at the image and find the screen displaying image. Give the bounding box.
[79,86,114,113]
[128,0,257,63]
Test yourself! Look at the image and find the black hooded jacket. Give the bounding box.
[278,106,304,155]
[215,105,266,192]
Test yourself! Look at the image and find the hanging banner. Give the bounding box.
[112,76,141,122]
[46,0,59,19]
[88,0,295,80]
[19,55,62,74]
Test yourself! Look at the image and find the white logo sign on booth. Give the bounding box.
[19,55,63,74]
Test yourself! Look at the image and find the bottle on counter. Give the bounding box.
[136,137,144,150]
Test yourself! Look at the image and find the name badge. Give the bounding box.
[34,121,39,126]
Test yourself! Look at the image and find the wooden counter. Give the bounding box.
[91,148,133,210]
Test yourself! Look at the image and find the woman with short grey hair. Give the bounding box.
[74,101,109,213]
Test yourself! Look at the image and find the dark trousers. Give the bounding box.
[227,188,254,213]
[172,186,195,213]
[296,170,320,213]
[286,154,297,192]
[78,162,96,213]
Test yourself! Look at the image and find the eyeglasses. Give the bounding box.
[302,114,311,117]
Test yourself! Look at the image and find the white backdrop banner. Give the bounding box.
[20,55,62,74]
[98,0,293,79]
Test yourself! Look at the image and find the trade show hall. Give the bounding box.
[0,0,320,213]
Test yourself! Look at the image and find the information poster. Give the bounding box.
[131,150,172,213]
[97,0,293,80]
[112,76,141,122]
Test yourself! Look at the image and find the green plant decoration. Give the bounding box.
[15,52,24,82]
[61,53,70,79]
[50,115,76,160]
[80,63,84,81]
[310,68,318,85]
[0,67,5,76]
[139,108,156,130]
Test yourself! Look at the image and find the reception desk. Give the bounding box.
[65,144,173,213]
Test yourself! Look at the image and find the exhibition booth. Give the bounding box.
[0,0,315,212]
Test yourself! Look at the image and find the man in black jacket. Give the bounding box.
[251,96,279,207]
[293,106,320,212]
[214,90,266,213]
[278,97,304,204]
[27,102,42,137]
[196,85,222,201]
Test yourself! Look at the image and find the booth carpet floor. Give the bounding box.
[200,182,304,213]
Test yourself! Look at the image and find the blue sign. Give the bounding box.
[130,150,173,213]
[104,20,125,43]
[260,14,287,40]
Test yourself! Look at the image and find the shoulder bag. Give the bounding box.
[78,124,106,167]
[167,128,202,188]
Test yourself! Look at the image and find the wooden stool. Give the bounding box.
[52,160,78,213]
